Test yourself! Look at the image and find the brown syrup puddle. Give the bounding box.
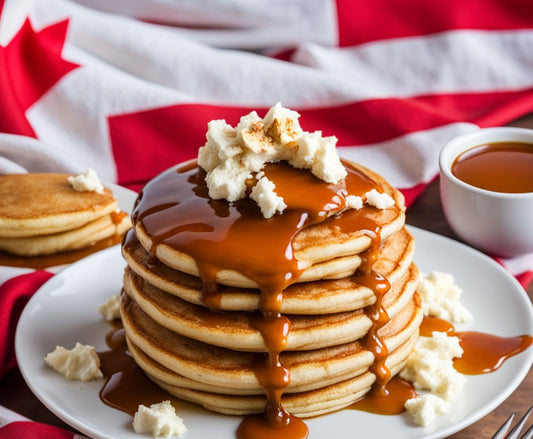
[98,326,183,416]
[0,234,123,269]
[349,317,533,416]
[451,141,533,193]
[420,316,533,374]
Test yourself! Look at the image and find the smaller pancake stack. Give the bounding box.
[121,159,423,418]
[0,173,131,256]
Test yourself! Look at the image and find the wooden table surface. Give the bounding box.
[1,117,532,437]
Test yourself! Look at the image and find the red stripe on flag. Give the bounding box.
[109,87,533,189]
[335,0,533,46]
[0,421,75,439]
[515,271,533,289]
[0,270,54,378]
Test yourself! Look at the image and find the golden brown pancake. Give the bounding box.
[0,173,131,256]
[122,262,418,351]
[148,336,416,418]
[120,153,421,424]
[132,162,406,289]
[120,292,423,393]
[0,173,118,237]
[123,226,415,314]
[0,214,131,256]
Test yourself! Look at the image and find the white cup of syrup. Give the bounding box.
[439,127,533,258]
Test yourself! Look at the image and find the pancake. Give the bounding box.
[123,262,418,351]
[0,173,119,238]
[122,226,415,314]
[120,292,423,392]
[152,370,376,417]
[148,335,416,418]
[0,214,131,256]
[118,108,425,429]
[127,339,368,396]
[132,161,406,289]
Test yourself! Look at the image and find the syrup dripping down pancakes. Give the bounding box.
[120,158,422,432]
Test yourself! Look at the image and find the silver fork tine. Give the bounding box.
[492,414,515,439]
[507,404,533,439]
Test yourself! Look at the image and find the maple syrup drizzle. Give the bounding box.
[130,161,384,438]
[419,315,454,335]
[357,228,392,396]
[346,219,418,414]
[420,316,533,374]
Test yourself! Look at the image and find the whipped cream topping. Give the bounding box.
[198,103,347,218]
[68,168,104,194]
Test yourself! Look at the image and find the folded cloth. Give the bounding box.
[0,405,86,439]
[0,271,54,378]
[0,0,532,404]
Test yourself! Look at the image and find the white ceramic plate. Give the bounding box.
[15,226,533,439]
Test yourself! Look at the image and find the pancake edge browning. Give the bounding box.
[122,226,415,314]
[123,263,418,351]
[120,292,422,392]
[132,162,406,289]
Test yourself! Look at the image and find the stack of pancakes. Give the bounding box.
[121,160,422,418]
[0,173,131,256]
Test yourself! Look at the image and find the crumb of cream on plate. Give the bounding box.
[98,293,121,322]
[133,400,187,438]
[402,271,471,426]
[44,342,103,381]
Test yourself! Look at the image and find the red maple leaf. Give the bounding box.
[0,17,80,137]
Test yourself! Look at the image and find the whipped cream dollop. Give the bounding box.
[44,342,103,381]
[417,271,473,324]
[68,168,105,194]
[133,400,187,438]
[198,103,348,218]
[402,272,472,426]
[98,294,121,322]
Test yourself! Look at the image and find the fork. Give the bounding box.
[491,404,533,439]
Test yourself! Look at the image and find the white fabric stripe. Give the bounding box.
[500,253,533,277]
[0,0,338,48]
[0,134,80,174]
[69,0,339,49]
[5,1,533,120]
[339,122,479,188]
[292,29,533,98]
[54,3,339,107]
[12,1,530,110]
[0,405,30,426]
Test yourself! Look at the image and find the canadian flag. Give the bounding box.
[1,0,533,417]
